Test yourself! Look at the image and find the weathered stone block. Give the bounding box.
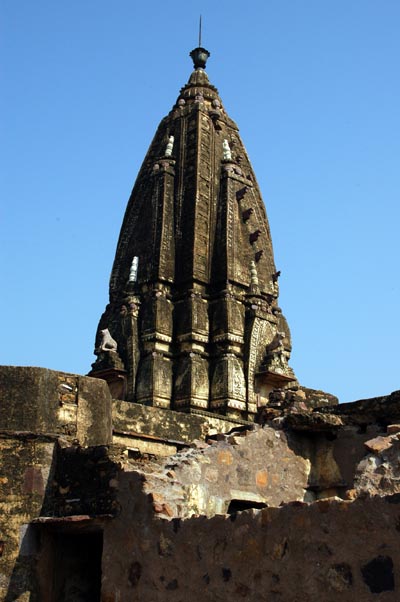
[0,366,112,446]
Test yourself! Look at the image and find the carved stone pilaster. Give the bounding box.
[210,354,246,417]
[136,352,172,409]
[244,305,275,416]
[134,286,174,407]
[174,291,210,410]
[208,290,246,416]
[120,294,140,401]
[174,353,209,410]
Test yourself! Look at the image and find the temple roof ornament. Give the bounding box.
[128,256,139,284]
[189,46,211,70]
[164,136,174,157]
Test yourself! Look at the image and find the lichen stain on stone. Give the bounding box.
[217,450,233,465]
[256,469,269,488]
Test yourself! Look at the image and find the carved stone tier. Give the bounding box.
[255,370,297,408]
[136,352,172,409]
[88,367,127,401]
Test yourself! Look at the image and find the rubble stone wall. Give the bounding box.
[2,366,400,601]
[101,486,400,602]
[141,426,311,518]
[0,433,57,601]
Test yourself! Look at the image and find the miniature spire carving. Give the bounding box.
[222,139,232,161]
[164,136,174,157]
[128,256,139,283]
[249,260,260,295]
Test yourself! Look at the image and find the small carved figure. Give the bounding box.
[96,329,118,354]
[265,331,285,354]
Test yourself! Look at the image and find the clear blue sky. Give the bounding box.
[1,1,399,403]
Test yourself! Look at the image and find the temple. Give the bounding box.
[1,47,400,602]
[90,46,296,418]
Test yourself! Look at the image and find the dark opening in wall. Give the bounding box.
[52,531,103,601]
[227,499,267,514]
[38,529,103,602]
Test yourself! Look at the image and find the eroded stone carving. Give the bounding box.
[261,329,294,379]
[96,328,118,354]
[265,331,285,355]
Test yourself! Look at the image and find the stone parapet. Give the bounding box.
[0,366,112,446]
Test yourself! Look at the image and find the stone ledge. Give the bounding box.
[112,400,248,445]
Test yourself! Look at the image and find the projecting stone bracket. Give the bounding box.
[242,207,253,222]
[249,230,262,244]
[236,186,250,201]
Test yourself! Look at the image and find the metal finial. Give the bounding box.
[199,15,202,47]
[190,18,210,71]
[190,45,210,70]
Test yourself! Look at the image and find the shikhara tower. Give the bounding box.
[90,47,296,419]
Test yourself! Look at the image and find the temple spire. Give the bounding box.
[90,45,296,419]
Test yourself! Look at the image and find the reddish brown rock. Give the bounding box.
[364,435,394,453]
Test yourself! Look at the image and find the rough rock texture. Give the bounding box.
[326,389,400,426]
[354,430,400,497]
[140,426,311,518]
